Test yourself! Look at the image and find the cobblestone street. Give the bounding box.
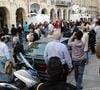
[67,54,100,90]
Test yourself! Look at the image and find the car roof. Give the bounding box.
[60,37,69,42]
[35,37,69,44]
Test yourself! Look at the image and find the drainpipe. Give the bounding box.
[27,0,30,17]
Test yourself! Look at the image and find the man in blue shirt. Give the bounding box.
[23,22,29,41]
[44,30,73,81]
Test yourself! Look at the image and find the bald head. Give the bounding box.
[52,29,61,40]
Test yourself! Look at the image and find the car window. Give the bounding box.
[61,39,68,45]
[33,43,46,56]
[25,43,46,56]
[25,38,70,56]
[61,39,71,51]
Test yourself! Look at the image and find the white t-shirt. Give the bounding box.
[0,41,10,60]
[82,32,89,52]
[95,26,100,43]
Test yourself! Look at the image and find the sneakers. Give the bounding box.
[85,60,88,65]
[76,86,83,90]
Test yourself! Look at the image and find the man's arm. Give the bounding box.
[63,45,73,69]
[44,45,48,64]
[68,33,75,47]
[81,34,85,44]
[4,44,10,60]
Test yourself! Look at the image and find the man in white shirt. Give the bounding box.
[48,22,54,32]
[81,27,89,64]
[0,36,10,73]
[95,19,100,59]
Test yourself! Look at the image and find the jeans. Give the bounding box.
[0,56,8,73]
[63,64,68,82]
[84,51,90,64]
[73,60,85,89]
[19,33,23,44]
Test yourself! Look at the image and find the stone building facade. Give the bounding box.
[0,0,70,29]
[0,0,28,29]
[0,0,99,29]
[72,0,98,17]
[97,0,100,16]
[26,0,71,23]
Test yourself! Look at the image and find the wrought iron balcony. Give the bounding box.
[51,0,71,6]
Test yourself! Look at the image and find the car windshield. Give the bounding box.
[25,38,69,57]
[25,43,46,56]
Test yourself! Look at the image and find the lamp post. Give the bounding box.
[27,0,30,16]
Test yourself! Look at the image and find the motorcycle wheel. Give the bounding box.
[14,79,26,89]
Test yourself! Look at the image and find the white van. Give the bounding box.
[70,13,92,22]
[27,13,50,25]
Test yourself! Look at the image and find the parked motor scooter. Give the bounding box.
[0,53,40,90]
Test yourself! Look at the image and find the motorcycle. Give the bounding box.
[0,53,40,90]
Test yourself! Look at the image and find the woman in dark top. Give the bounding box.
[89,29,96,54]
[36,57,76,90]
[13,37,24,63]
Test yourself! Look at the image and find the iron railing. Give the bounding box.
[51,0,71,6]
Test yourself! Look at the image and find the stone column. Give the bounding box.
[54,9,57,21]
[60,9,63,20]
[9,10,16,32]
[66,9,69,20]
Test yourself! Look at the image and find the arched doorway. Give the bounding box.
[41,8,47,14]
[63,9,67,20]
[0,7,10,29]
[57,9,61,20]
[50,9,55,22]
[16,8,25,26]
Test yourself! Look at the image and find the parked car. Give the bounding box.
[24,37,71,81]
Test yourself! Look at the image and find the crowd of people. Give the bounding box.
[0,17,100,90]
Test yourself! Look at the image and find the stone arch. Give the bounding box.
[41,8,48,14]
[68,9,71,20]
[0,7,10,29]
[63,9,67,20]
[57,9,62,20]
[50,8,56,22]
[16,7,26,25]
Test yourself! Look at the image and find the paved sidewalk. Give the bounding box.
[67,54,100,90]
